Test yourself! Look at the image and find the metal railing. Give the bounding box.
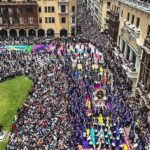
[0,1,37,5]
[145,36,150,49]
[0,23,38,28]
[124,21,140,38]
[118,0,150,12]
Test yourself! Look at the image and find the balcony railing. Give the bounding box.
[108,10,119,22]
[58,0,69,2]
[0,23,38,29]
[58,0,69,4]
[136,82,150,108]
[118,0,150,12]
[122,62,138,78]
[0,1,37,5]
[58,11,68,14]
[145,36,150,49]
[124,21,140,39]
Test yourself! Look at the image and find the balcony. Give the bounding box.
[124,21,140,39]
[136,82,150,108]
[0,1,37,5]
[71,21,76,27]
[0,23,38,29]
[121,60,138,79]
[58,0,69,5]
[70,12,76,16]
[108,11,119,24]
[58,11,68,15]
[118,0,150,12]
[145,36,150,49]
[105,14,109,21]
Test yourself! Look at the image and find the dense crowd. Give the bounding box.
[0,0,149,150]
[76,1,150,150]
[0,37,57,45]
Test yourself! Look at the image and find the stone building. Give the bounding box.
[117,0,150,87]
[0,0,77,37]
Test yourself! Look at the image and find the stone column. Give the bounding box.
[26,29,29,37]
[16,30,19,37]
[129,48,133,62]
[124,43,128,59]
[120,37,123,51]
[7,29,10,37]
[135,55,140,71]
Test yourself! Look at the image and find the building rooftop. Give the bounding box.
[118,0,150,13]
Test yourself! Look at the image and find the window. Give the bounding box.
[121,10,123,17]
[9,17,13,24]
[26,7,32,13]
[8,8,13,14]
[45,17,55,23]
[131,15,134,24]
[28,17,34,24]
[52,17,55,23]
[72,16,75,23]
[72,6,75,12]
[107,2,111,7]
[48,6,54,13]
[61,5,66,13]
[17,8,20,14]
[136,17,140,28]
[45,17,48,23]
[0,17,2,24]
[61,17,66,23]
[39,17,42,23]
[48,17,51,23]
[0,8,3,14]
[147,25,150,36]
[44,6,47,13]
[127,13,130,21]
[19,17,24,24]
[39,7,41,13]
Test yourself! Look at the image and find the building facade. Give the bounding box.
[136,35,150,108]
[87,0,111,32]
[0,0,38,37]
[117,0,150,87]
[107,0,120,43]
[87,0,101,27]
[0,0,77,37]
[38,0,76,37]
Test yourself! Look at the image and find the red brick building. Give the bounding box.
[0,0,38,37]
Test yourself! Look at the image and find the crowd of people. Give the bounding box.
[0,37,128,149]
[0,0,149,150]
[77,1,150,150]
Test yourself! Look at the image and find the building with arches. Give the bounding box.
[0,0,38,37]
[37,0,76,37]
[0,0,77,37]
